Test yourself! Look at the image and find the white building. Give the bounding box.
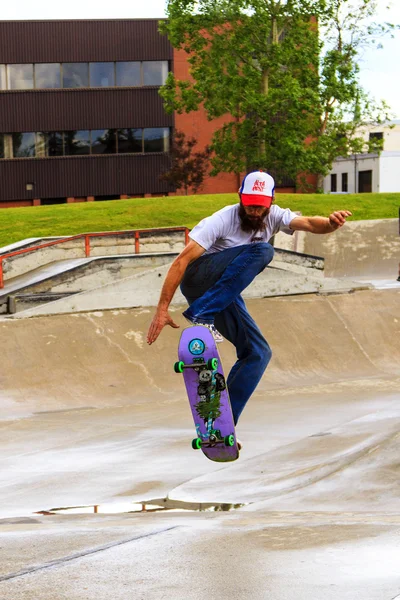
[323,120,400,193]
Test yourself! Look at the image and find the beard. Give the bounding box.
[238,203,269,233]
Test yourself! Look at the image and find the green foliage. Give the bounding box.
[160,130,212,194]
[160,0,398,185]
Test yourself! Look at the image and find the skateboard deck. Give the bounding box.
[175,325,239,462]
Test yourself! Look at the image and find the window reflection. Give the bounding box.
[63,63,89,88]
[0,65,6,90]
[117,129,142,153]
[143,128,169,153]
[12,132,36,157]
[143,61,168,86]
[37,132,64,157]
[35,64,61,89]
[1,128,170,159]
[116,62,141,87]
[91,129,117,154]
[90,63,115,87]
[64,131,90,155]
[8,65,34,90]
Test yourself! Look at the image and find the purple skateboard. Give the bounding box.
[175,325,239,462]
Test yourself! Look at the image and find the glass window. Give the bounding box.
[35,64,61,89]
[8,64,34,90]
[143,61,168,86]
[91,129,117,154]
[117,129,143,153]
[369,132,383,141]
[0,133,4,159]
[64,130,90,155]
[116,62,141,87]
[90,62,115,87]
[143,128,170,153]
[37,132,64,157]
[12,132,36,157]
[62,63,89,88]
[0,65,6,90]
[330,173,337,193]
[342,172,348,193]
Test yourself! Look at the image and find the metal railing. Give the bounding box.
[0,226,190,289]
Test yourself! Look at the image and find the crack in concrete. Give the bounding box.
[0,525,179,582]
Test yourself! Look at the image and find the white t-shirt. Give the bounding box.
[189,203,299,254]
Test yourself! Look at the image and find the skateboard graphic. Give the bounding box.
[174,326,239,462]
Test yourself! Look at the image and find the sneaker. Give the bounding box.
[185,317,224,343]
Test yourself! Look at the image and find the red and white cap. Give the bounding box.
[239,170,275,207]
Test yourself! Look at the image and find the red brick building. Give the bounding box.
[0,19,299,208]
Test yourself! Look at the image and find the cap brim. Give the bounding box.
[241,194,273,208]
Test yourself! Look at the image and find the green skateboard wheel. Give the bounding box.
[192,438,202,450]
[174,361,185,373]
[224,434,235,447]
[207,358,218,370]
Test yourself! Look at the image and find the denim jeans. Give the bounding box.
[180,243,274,424]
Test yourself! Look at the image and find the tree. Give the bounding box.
[160,129,212,195]
[160,0,397,190]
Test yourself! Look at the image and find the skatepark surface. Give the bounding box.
[1,287,400,599]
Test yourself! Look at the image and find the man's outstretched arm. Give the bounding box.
[147,240,206,345]
[289,210,352,234]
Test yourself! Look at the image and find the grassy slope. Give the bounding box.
[0,192,399,248]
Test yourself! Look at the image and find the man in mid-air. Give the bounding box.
[147,170,352,429]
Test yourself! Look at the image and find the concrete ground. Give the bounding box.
[1,289,400,599]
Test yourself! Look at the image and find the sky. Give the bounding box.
[1,0,399,118]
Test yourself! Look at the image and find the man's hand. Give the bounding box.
[328,210,353,230]
[147,309,180,345]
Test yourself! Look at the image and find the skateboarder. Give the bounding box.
[147,170,352,427]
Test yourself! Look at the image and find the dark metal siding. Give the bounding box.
[0,20,172,63]
[0,88,173,132]
[0,154,173,201]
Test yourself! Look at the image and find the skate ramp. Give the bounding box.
[0,288,399,519]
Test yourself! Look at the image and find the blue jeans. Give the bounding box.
[180,243,274,424]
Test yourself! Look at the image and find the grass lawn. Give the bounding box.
[0,192,399,248]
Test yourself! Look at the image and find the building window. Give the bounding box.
[35,64,61,89]
[64,131,90,155]
[91,129,117,154]
[0,128,171,159]
[330,173,337,193]
[7,64,34,90]
[143,128,170,153]
[62,63,89,88]
[12,132,36,157]
[358,170,372,193]
[90,62,115,87]
[369,132,383,141]
[342,172,348,193]
[37,132,64,157]
[116,62,141,87]
[117,129,142,153]
[0,64,6,90]
[143,61,169,86]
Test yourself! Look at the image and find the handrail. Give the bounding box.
[0,226,190,289]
